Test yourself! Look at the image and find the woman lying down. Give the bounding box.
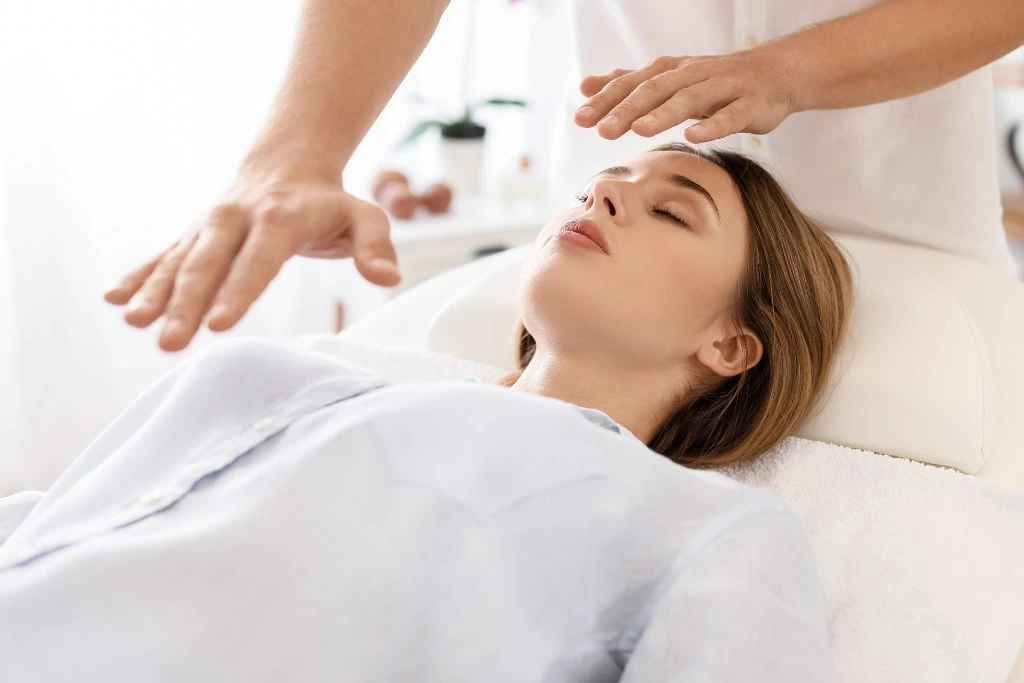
[0,143,852,682]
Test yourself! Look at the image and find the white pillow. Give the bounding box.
[345,235,1024,489]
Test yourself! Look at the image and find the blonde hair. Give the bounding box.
[498,143,853,468]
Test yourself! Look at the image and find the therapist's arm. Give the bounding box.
[577,0,1024,144]
[243,0,450,176]
[105,0,449,352]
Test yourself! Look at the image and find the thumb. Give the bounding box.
[350,202,401,287]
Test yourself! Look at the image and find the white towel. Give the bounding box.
[295,334,1024,683]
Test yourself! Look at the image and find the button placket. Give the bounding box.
[0,378,391,573]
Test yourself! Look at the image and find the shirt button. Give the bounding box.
[138,489,164,506]
[253,417,275,432]
[743,35,758,49]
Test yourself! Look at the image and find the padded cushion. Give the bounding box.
[343,235,1024,488]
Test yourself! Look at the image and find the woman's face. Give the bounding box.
[520,149,752,375]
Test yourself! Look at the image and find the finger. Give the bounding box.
[630,78,736,138]
[204,224,295,335]
[684,98,751,144]
[578,68,629,98]
[596,68,708,139]
[575,60,671,127]
[104,253,162,305]
[123,235,197,329]
[349,201,401,287]
[158,222,249,352]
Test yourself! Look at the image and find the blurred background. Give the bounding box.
[0,1,1022,490]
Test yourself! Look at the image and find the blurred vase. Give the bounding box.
[440,122,486,197]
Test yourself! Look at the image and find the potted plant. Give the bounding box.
[397,96,526,197]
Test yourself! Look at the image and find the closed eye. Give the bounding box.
[577,190,688,227]
[654,207,687,226]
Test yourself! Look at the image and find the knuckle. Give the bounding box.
[725,101,749,120]
[611,101,636,118]
[646,55,673,70]
[674,58,705,77]
[636,79,664,96]
[608,73,636,91]
[254,200,290,225]
[666,90,694,111]
[206,202,248,229]
[714,110,736,126]
[254,188,304,224]
[153,253,182,278]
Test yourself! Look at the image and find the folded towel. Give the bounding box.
[295,334,1024,683]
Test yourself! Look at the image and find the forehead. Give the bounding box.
[629,150,744,223]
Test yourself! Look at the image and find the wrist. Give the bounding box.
[755,41,814,115]
[239,138,345,186]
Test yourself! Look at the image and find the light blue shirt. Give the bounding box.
[0,339,830,682]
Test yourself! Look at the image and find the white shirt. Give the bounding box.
[552,0,1016,275]
[0,339,830,682]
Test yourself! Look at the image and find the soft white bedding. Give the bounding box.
[295,334,1024,683]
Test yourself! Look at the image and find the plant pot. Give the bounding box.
[440,121,486,197]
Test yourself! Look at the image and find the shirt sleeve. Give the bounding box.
[620,508,832,683]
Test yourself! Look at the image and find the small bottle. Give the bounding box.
[501,154,543,203]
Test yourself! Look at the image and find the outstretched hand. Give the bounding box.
[574,50,799,144]
[104,165,400,352]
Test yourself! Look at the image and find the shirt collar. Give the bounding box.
[464,376,633,439]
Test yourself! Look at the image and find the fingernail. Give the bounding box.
[602,114,619,128]
[163,318,184,338]
[576,105,594,119]
[639,114,655,125]
[371,257,398,272]
[209,304,229,321]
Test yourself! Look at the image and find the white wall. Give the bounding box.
[0,0,565,492]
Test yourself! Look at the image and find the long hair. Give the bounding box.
[498,142,854,468]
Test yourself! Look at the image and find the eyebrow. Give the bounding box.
[593,165,720,220]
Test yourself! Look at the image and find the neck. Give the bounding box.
[510,345,686,443]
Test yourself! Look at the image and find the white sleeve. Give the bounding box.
[620,509,832,683]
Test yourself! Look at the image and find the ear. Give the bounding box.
[695,326,764,378]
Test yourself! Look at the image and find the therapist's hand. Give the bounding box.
[104,164,400,352]
[574,50,798,144]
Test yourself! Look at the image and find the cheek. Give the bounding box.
[613,242,734,342]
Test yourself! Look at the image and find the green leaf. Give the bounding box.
[473,97,527,109]
[395,119,448,149]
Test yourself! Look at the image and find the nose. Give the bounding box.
[587,177,628,223]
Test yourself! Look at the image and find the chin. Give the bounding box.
[518,256,615,351]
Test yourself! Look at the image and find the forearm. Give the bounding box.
[766,0,1024,112]
[244,0,450,176]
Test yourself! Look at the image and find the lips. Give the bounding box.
[557,217,611,255]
